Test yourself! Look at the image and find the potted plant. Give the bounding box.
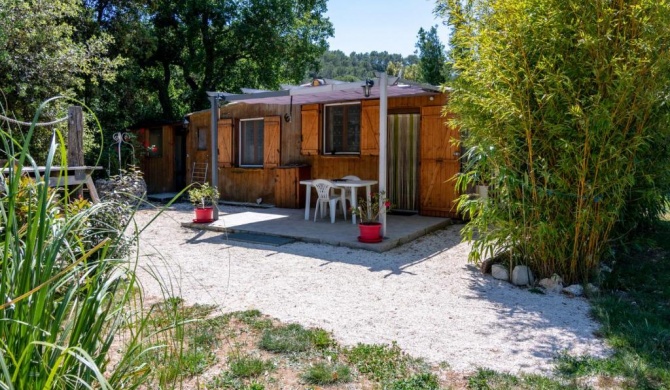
[351,191,391,243]
[188,182,219,223]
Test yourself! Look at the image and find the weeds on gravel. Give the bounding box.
[390,372,440,389]
[466,368,570,389]
[259,323,316,353]
[233,309,273,330]
[228,354,274,378]
[301,362,351,385]
[344,342,428,384]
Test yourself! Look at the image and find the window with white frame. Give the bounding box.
[239,118,264,167]
[323,103,361,154]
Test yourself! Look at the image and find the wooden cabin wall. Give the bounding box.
[419,106,460,218]
[140,124,175,193]
[186,103,306,206]
[185,93,457,214]
[303,94,448,194]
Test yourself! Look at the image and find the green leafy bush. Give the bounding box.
[441,0,670,282]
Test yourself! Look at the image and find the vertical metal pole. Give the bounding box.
[378,72,388,237]
[209,94,220,220]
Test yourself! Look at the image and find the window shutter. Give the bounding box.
[301,105,319,155]
[360,103,380,156]
[217,118,233,167]
[264,116,280,168]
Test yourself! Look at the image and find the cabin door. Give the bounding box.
[387,113,420,213]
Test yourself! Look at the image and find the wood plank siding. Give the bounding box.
[183,93,461,216]
[138,124,176,193]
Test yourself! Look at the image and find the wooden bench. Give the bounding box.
[2,166,103,203]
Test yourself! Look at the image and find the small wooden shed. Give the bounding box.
[131,121,188,194]
[183,78,460,218]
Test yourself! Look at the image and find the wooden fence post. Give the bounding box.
[68,106,84,197]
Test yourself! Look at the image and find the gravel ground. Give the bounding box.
[133,205,609,375]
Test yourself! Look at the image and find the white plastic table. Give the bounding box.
[300,179,377,224]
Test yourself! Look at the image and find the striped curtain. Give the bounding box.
[387,114,419,212]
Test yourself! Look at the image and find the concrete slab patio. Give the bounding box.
[181,205,452,252]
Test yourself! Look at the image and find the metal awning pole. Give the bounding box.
[378,72,388,237]
[209,93,220,220]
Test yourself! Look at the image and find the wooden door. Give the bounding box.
[387,113,419,212]
[419,107,460,217]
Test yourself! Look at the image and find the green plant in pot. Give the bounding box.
[351,191,391,243]
[188,182,219,222]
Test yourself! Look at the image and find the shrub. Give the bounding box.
[440,0,670,283]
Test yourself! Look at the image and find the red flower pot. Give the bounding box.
[193,206,214,223]
[358,222,382,243]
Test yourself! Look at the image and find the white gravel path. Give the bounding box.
[133,205,609,375]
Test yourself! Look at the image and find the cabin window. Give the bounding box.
[145,127,163,158]
[197,128,208,150]
[323,103,361,154]
[239,118,264,167]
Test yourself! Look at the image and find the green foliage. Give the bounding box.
[315,50,418,80]
[416,26,448,84]
[0,0,120,162]
[84,0,333,122]
[466,368,570,389]
[188,182,219,208]
[442,0,670,283]
[344,342,415,383]
[308,328,334,349]
[0,99,150,388]
[228,355,274,378]
[390,372,440,390]
[258,323,312,353]
[301,362,351,385]
[232,310,273,330]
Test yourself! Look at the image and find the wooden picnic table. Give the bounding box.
[1,166,103,203]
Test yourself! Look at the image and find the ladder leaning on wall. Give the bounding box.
[191,162,208,185]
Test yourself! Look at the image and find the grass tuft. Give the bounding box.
[301,362,351,385]
[259,323,312,353]
[228,354,273,378]
[344,342,418,383]
[390,372,440,390]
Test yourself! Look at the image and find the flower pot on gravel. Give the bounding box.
[358,222,382,243]
[193,206,214,223]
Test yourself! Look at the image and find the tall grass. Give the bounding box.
[0,98,151,388]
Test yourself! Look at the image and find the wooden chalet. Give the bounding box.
[180,76,460,218]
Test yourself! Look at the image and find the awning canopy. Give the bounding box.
[208,78,444,106]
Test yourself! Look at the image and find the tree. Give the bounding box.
[441,0,670,282]
[415,25,447,85]
[0,0,122,161]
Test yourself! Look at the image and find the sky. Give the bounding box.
[324,0,450,57]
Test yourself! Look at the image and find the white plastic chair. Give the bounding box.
[333,175,361,211]
[313,179,346,223]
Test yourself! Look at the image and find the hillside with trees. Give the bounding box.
[314,50,419,81]
[314,25,451,84]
